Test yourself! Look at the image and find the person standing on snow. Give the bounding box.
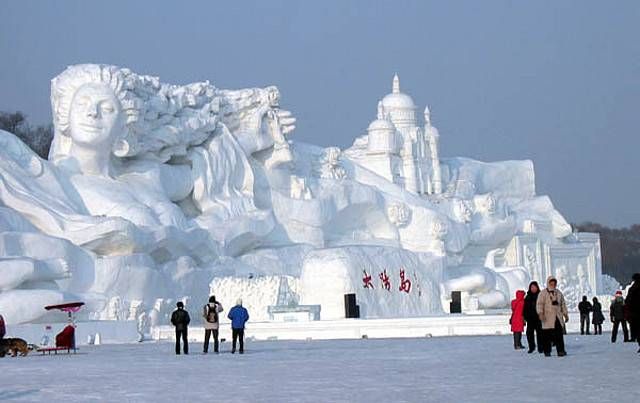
[0,314,5,340]
[591,297,605,335]
[625,273,640,353]
[202,296,223,354]
[610,290,629,343]
[536,276,569,357]
[227,299,249,354]
[171,301,191,355]
[510,290,526,350]
[523,281,543,353]
[578,295,593,335]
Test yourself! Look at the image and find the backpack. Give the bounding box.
[204,304,218,324]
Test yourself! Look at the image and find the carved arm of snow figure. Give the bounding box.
[0,129,149,254]
[0,257,70,291]
[442,249,529,310]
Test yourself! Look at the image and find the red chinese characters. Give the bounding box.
[379,269,391,291]
[399,269,412,293]
[362,270,374,289]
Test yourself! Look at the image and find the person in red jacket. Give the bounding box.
[510,290,526,349]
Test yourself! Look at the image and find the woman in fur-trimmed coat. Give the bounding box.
[536,276,569,357]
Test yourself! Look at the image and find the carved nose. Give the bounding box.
[86,105,98,118]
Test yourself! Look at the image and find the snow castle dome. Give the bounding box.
[367,101,399,153]
[381,74,417,128]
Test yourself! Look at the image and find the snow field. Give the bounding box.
[1,334,638,403]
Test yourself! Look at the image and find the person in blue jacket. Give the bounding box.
[227,298,249,354]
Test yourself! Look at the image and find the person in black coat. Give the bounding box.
[625,273,640,352]
[591,297,605,335]
[610,291,629,343]
[171,301,191,355]
[578,295,593,335]
[523,281,543,354]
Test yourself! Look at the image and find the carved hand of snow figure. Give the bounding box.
[221,86,295,162]
[263,108,294,169]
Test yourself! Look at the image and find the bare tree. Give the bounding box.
[0,111,53,159]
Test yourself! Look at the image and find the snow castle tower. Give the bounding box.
[347,74,443,195]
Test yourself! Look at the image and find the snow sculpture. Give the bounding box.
[346,75,442,196]
[387,202,411,227]
[317,147,347,180]
[0,66,603,324]
[290,176,312,200]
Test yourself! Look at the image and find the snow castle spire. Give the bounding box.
[392,73,400,94]
[377,100,385,120]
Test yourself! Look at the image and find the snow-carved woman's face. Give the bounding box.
[69,83,124,149]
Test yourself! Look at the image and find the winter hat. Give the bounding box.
[176,301,184,308]
[209,295,216,303]
[615,290,623,296]
[236,298,243,306]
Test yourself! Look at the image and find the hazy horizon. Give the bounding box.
[1,1,638,227]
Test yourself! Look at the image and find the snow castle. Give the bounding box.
[0,65,603,327]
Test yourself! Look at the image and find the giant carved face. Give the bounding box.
[69,83,124,148]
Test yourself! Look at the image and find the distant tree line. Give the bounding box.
[574,222,640,284]
[0,111,53,159]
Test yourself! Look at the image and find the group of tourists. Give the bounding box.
[577,295,605,335]
[511,272,640,356]
[170,296,249,355]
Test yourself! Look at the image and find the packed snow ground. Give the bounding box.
[1,334,638,403]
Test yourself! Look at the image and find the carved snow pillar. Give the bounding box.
[424,106,442,195]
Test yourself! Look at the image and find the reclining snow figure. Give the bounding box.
[0,66,602,324]
[0,64,295,323]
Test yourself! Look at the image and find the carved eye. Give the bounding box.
[75,96,90,107]
[101,103,115,114]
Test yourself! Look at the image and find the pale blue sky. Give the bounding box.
[1,1,638,226]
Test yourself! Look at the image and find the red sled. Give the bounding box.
[37,301,84,355]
